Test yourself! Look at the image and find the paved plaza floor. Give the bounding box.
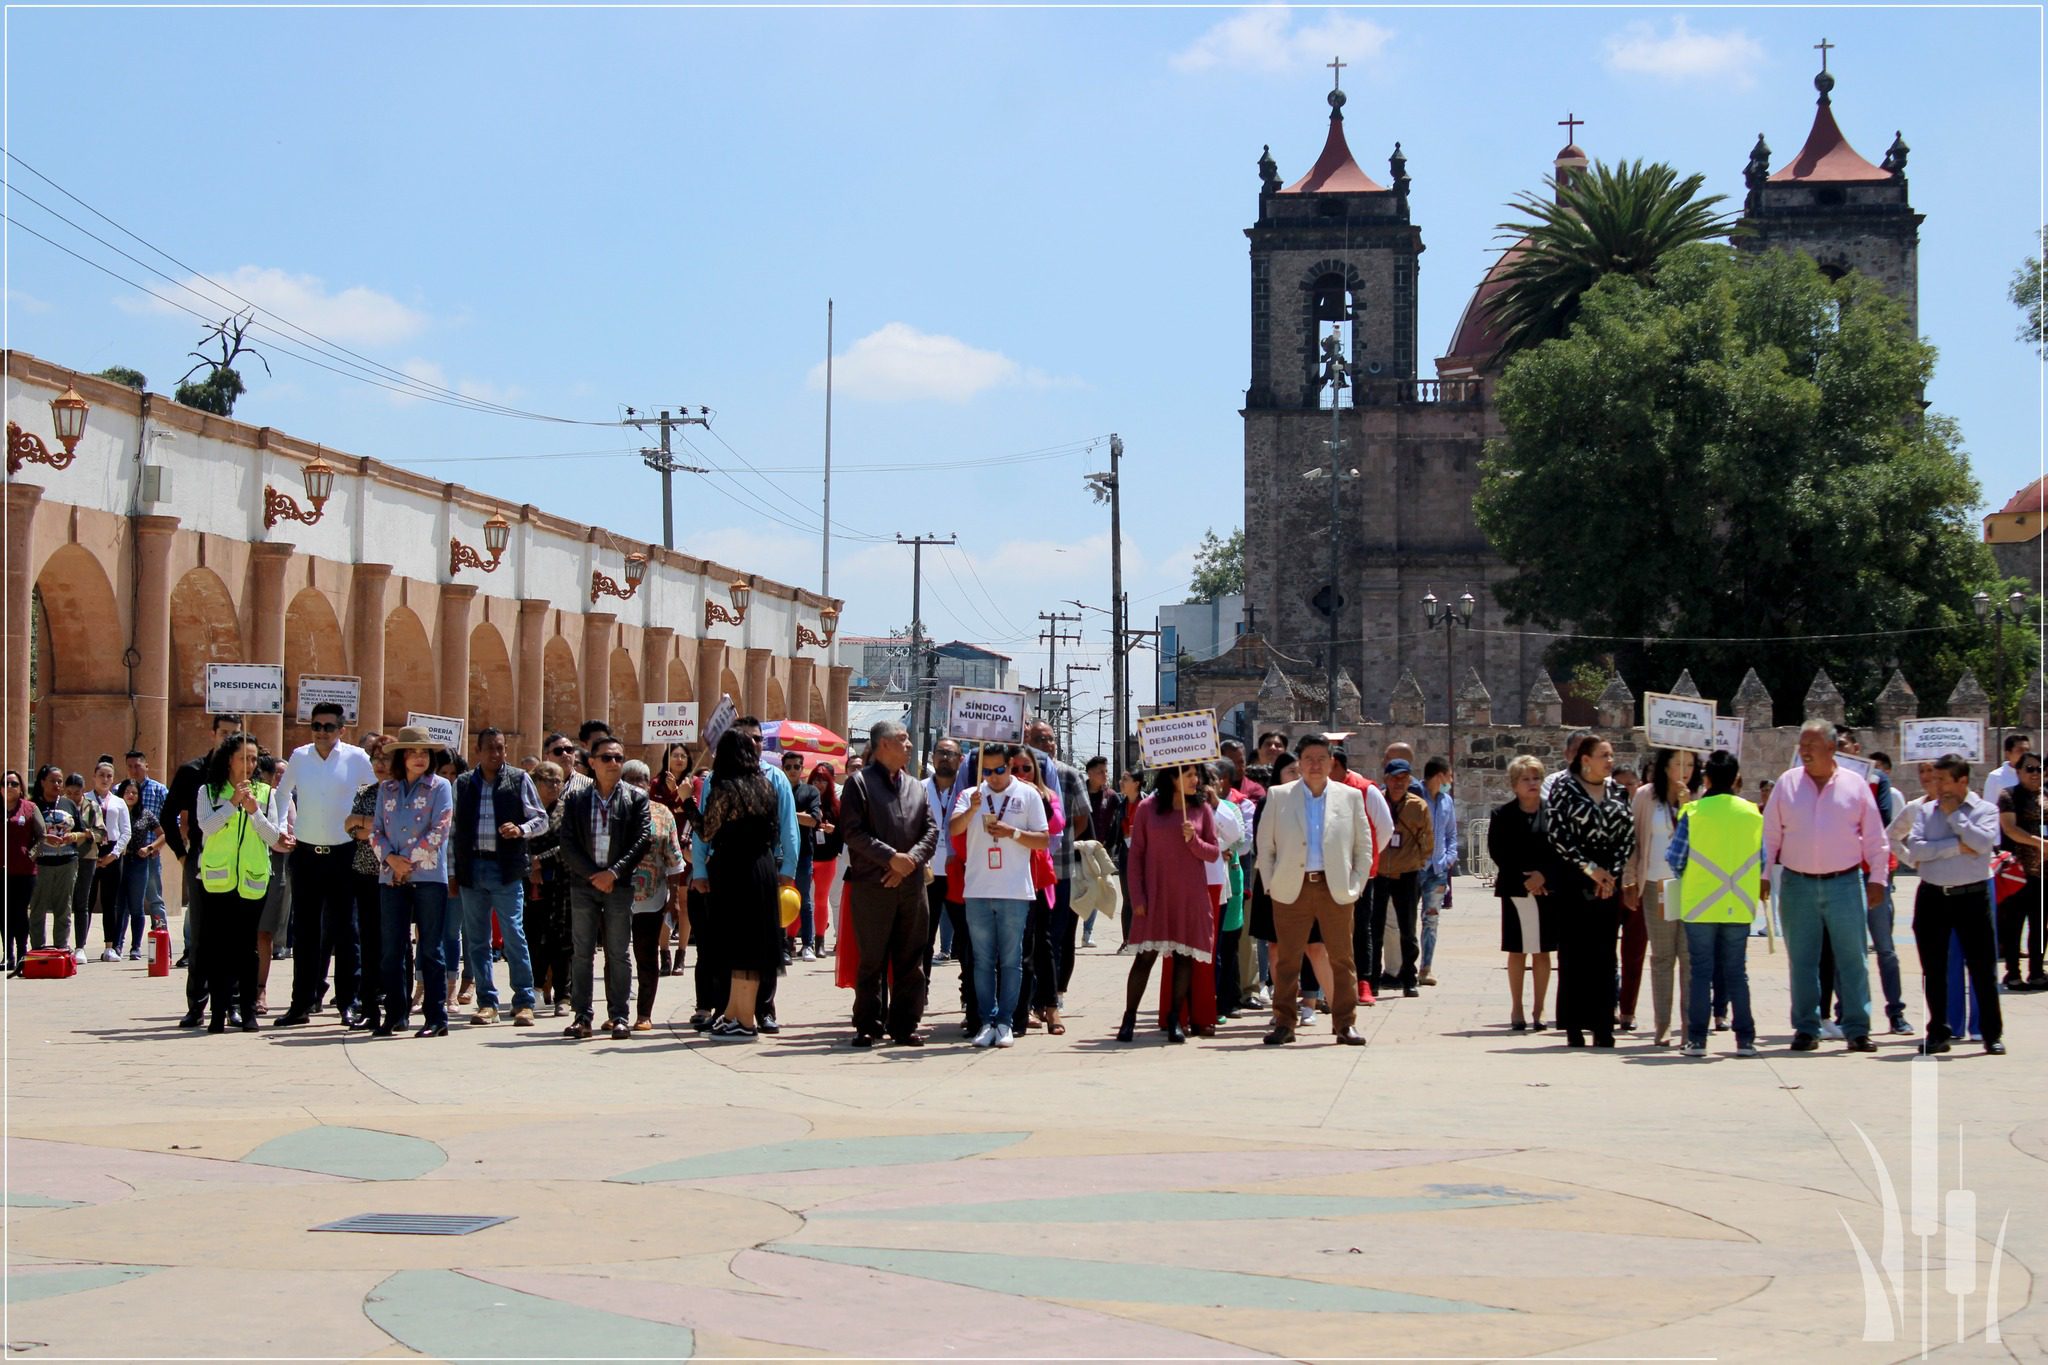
[3,875,2043,1362]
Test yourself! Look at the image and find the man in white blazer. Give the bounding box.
[1256,733,1383,1045]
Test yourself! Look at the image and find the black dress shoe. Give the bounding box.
[273,1009,312,1028]
[1790,1032,1820,1052]
[1261,1027,1295,1045]
[415,1022,449,1038]
[342,1008,367,1030]
[1402,987,1420,998]
[241,1016,261,1032]
[1985,1039,2007,1055]
[1115,1011,1136,1043]
[1566,1032,1588,1047]
[609,1020,631,1041]
[1593,1035,1616,1048]
[756,1014,781,1035]
[178,1008,203,1028]
[1847,1035,1878,1053]
[370,1023,397,1038]
[850,1034,875,1048]
[173,953,189,969]
[892,1032,925,1047]
[1335,1026,1366,1045]
[1166,1021,1187,1044]
[1921,1036,1952,1055]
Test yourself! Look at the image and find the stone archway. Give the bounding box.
[667,657,693,703]
[720,669,742,711]
[542,637,581,741]
[32,544,126,772]
[809,682,827,726]
[765,676,788,721]
[283,587,349,750]
[383,607,435,731]
[608,647,642,749]
[469,622,516,740]
[170,567,244,764]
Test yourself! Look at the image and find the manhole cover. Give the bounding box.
[311,1213,513,1237]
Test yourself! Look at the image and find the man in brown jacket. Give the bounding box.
[1370,759,1435,998]
[838,719,941,1047]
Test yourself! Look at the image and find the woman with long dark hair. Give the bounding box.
[650,743,694,977]
[803,762,842,961]
[1546,735,1635,1048]
[1624,747,1696,1046]
[523,760,574,1013]
[192,733,285,1032]
[698,729,783,1040]
[5,770,43,972]
[1120,763,1221,1043]
[27,764,88,956]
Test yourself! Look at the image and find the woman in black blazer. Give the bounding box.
[1488,755,1567,1031]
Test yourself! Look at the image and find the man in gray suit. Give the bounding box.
[556,735,652,1041]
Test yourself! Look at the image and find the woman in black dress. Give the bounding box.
[524,760,574,1015]
[1488,754,1565,1031]
[700,729,784,1041]
[1545,735,1636,1048]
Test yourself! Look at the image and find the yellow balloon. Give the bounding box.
[779,885,803,929]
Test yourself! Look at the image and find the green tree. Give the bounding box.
[1474,243,1994,719]
[2012,226,2045,353]
[1185,527,1245,603]
[175,311,267,417]
[1489,159,1737,359]
[94,365,146,390]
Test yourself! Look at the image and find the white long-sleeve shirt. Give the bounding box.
[96,789,130,859]
[273,742,375,845]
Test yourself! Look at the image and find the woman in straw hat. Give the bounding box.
[369,727,455,1038]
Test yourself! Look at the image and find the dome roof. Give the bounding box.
[1280,94,1386,194]
[1769,81,1889,184]
[1998,476,2048,516]
[1555,142,1589,163]
[1437,240,1525,377]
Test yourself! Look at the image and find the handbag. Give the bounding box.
[1992,850,2029,903]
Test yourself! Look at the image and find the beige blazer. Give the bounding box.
[1256,778,1375,905]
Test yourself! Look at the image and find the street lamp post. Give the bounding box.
[1422,589,1477,769]
[6,387,89,475]
[1973,588,2029,750]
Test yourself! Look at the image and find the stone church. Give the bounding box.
[1198,53,1922,736]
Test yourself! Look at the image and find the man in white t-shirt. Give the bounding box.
[1984,733,2030,807]
[949,743,1050,1049]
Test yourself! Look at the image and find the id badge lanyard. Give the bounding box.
[987,791,1011,870]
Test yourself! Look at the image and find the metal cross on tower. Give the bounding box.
[1328,55,1346,90]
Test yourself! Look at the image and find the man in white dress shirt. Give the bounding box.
[271,702,376,1028]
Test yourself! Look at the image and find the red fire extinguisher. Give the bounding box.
[149,924,171,978]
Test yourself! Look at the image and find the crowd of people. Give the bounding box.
[5,705,2038,1059]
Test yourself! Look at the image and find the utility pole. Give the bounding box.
[1037,611,1082,722]
[823,299,834,594]
[1064,662,1100,756]
[898,533,957,773]
[1086,435,1125,768]
[626,406,710,551]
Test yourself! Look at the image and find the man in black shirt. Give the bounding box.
[160,713,242,1027]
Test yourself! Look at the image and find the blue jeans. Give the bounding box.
[119,857,160,954]
[1683,921,1754,1046]
[1867,887,1906,1021]
[795,861,815,945]
[1419,873,1448,969]
[381,880,450,1028]
[965,896,1030,1028]
[460,864,536,1011]
[1779,871,1873,1038]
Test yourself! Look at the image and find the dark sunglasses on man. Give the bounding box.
[309,722,341,734]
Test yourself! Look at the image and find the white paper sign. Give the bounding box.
[701,694,738,752]
[1835,753,1875,783]
[1642,691,1717,751]
[405,711,466,754]
[1711,716,1745,757]
[1137,708,1222,769]
[296,674,361,725]
[1899,717,1985,764]
[206,663,284,716]
[643,701,700,745]
[946,686,1027,744]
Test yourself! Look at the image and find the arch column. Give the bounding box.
[248,542,294,754]
[789,657,817,724]
[581,612,615,730]
[696,638,727,710]
[743,648,772,719]
[826,665,853,742]
[350,564,392,734]
[516,599,548,752]
[4,483,43,769]
[437,583,478,739]
[131,514,180,767]
[641,626,674,756]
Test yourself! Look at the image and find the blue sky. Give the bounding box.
[6,5,2040,734]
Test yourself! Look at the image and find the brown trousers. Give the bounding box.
[1271,875,1359,1033]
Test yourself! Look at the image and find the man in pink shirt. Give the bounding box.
[1763,720,1890,1052]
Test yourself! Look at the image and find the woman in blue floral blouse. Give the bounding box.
[370,727,455,1038]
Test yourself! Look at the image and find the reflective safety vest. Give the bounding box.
[1677,793,1763,924]
[198,782,275,899]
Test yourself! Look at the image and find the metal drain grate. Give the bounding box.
[311,1213,513,1237]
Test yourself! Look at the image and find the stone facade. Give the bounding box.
[1243,67,1920,728]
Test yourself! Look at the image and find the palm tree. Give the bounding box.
[1488,159,1737,358]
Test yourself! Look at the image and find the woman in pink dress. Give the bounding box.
[1119,765,1220,1044]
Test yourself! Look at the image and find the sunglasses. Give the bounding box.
[3,778,18,788]
[549,745,576,756]
[2023,766,2043,775]
[983,763,1009,775]
[593,753,624,763]
[309,722,340,734]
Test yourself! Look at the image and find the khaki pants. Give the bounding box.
[1271,875,1358,1034]
[1643,882,1691,1041]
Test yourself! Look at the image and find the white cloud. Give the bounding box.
[1604,18,1763,87]
[806,322,1073,403]
[127,265,427,346]
[1171,8,1394,76]
[389,357,521,408]
[5,287,50,314]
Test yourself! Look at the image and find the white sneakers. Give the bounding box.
[972,1022,999,1048]
[799,946,817,961]
[1296,1001,1315,1026]
[1819,1021,1845,1040]
[993,1024,1015,1049]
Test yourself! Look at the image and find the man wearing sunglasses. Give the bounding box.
[271,702,376,1028]
[558,736,652,1040]
[1996,752,2048,990]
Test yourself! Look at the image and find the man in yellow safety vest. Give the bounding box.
[1665,749,1761,1057]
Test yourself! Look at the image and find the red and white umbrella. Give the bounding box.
[760,720,848,760]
